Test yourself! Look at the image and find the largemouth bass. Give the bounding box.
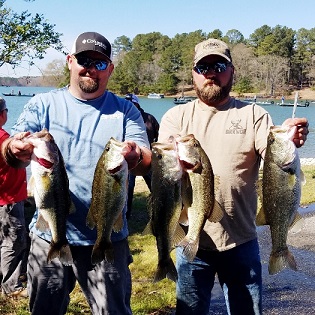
[144,138,185,282]
[256,125,305,275]
[176,134,223,262]
[86,137,129,264]
[25,129,73,265]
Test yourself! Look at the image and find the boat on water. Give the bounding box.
[2,92,35,97]
[277,101,310,107]
[255,101,274,105]
[241,99,274,105]
[147,93,164,99]
[173,96,197,104]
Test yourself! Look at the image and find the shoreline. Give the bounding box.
[300,158,315,165]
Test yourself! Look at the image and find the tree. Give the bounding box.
[40,59,67,87]
[112,35,132,63]
[224,29,244,45]
[0,0,64,69]
[257,55,289,95]
[208,29,223,39]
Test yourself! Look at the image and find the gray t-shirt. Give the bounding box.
[159,97,272,251]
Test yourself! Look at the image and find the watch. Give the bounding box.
[137,148,143,165]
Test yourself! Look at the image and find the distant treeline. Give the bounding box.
[2,25,315,96]
[0,76,48,87]
[105,25,315,96]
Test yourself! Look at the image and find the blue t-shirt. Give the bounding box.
[12,87,149,245]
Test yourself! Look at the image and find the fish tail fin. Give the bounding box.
[91,241,114,265]
[47,244,59,264]
[59,244,73,266]
[47,241,73,266]
[269,249,297,275]
[177,237,199,262]
[154,258,178,283]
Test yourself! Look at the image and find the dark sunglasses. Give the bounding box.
[1,108,8,113]
[193,62,231,75]
[74,55,110,71]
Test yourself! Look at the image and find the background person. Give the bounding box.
[1,32,151,315]
[158,38,309,315]
[0,98,28,299]
[125,93,159,219]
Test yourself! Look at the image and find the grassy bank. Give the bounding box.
[1,165,314,315]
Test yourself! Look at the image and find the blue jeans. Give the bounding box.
[175,239,262,315]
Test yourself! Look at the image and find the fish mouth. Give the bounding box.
[180,160,200,172]
[108,165,121,174]
[36,157,54,169]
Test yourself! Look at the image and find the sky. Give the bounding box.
[1,0,315,77]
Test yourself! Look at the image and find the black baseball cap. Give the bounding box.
[71,31,112,61]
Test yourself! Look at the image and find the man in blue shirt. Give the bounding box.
[1,32,151,315]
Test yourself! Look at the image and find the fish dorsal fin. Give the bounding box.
[289,211,305,233]
[113,212,124,232]
[300,169,306,186]
[214,175,220,195]
[287,173,297,189]
[256,177,263,203]
[35,213,50,231]
[86,208,95,230]
[208,200,224,222]
[27,175,35,196]
[256,206,268,226]
[172,223,186,247]
[178,207,189,226]
[142,220,153,235]
[69,201,76,214]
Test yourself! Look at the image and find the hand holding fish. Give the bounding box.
[7,132,33,162]
[121,140,140,169]
[282,117,309,148]
[123,140,151,175]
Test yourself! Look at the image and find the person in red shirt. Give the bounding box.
[0,97,28,298]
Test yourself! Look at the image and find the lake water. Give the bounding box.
[2,86,314,158]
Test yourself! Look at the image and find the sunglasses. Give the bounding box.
[193,62,231,75]
[74,55,110,71]
[1,108,8,113]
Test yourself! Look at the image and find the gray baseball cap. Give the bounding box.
[194,38,232,66]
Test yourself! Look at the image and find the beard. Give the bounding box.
[194,75,233,106]
[78,77,99,94]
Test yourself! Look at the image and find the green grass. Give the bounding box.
[2,165,314,314]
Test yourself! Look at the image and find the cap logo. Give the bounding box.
[82,38,107,50]
[204,42,221,49]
